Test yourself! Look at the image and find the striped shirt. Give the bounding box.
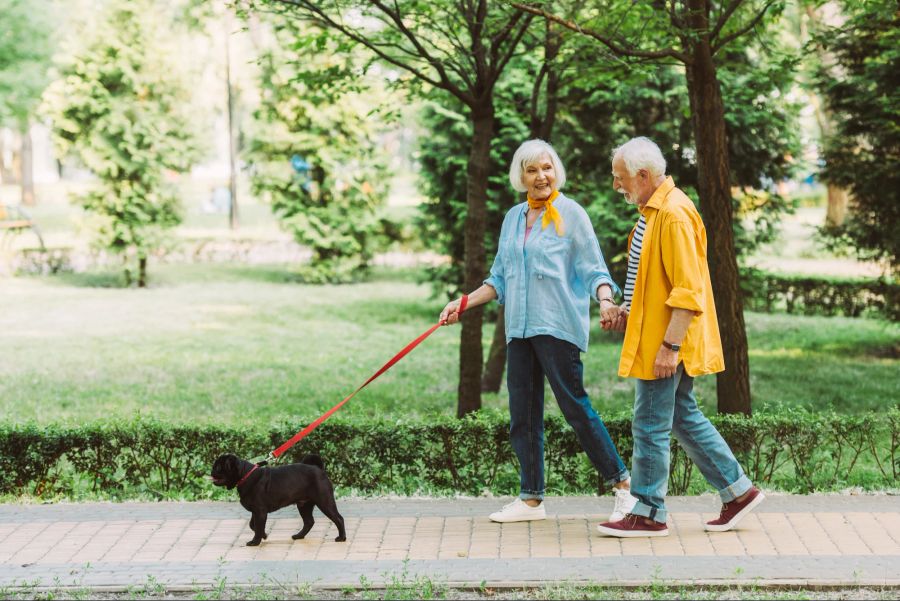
[623,215,647,309]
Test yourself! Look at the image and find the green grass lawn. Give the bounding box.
[2,263,897,426]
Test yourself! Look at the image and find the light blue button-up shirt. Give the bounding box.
[484,193,619,352]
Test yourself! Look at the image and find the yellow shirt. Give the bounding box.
[618,177,725,379]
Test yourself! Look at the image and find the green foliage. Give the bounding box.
[741,267,899,320]
[816,0,900,271]
[415,78,530,299]
[41,0,202,286]
[246,18,391,283]
[415,33,803,293]
[1,408,897,499]
[0,0,55,127]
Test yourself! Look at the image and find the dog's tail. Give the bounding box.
[300,453,325,471]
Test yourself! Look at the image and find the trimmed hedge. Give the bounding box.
[1,409,897,499]
[740,267,898,320]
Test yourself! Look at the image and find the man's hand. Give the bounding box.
[653,344,679,379]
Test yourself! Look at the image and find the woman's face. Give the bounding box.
[522,154,556,201]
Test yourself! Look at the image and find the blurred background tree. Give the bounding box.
[816,0,899,273]
[0,0,56,206]
[246,18,391,283]
[42,0,203,287]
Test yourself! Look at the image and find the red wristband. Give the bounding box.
[458,294,469,315]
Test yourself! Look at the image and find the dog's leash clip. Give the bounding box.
[247,450,277,467]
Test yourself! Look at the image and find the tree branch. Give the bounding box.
[710,0,744,42]
[712,0,777,55]
[269,0,473,105]
[511,3,690,63]
[491,13,536,83]
[372,0,457,87]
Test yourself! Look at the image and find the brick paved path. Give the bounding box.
[1,495,898,590]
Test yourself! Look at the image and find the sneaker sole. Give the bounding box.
[704,492,766,532]
[489,514,546,523]
[596,524,669,538]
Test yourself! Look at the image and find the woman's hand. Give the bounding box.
[440,299,463,325]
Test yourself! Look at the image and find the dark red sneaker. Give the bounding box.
[596,514,669,538]
[705,486,765,532]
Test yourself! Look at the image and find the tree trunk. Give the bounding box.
[138,255,148,288]
[458,103,494,417]
[0,134,13,184]
[825,185,849,227]
[481,305,506,392]
[684,15,751,415]
[20,126,35,206]
[225,11,239,231]
[804,5,852,229]
[482,26,562,394]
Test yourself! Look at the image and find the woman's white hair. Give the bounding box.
[612,137,667,177]
[509,139,566,193]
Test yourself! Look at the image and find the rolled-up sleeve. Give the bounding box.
[573,211,620,301]
[484,248,506,305]
[662,221,705,313]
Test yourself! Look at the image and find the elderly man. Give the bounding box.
[596,137,763,538]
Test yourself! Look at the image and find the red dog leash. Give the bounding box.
[261,295,469,464]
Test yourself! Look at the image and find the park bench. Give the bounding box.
[0,201,45,251]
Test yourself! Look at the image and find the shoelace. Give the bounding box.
[613,490,632,513]
[623,514,640,526]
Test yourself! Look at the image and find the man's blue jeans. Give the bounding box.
[631,364,753,523]
[507,336,629,501]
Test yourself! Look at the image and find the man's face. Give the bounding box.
[523,154,556,200]
[612,157,648,206]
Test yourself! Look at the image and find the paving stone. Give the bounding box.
[1,495,898,589]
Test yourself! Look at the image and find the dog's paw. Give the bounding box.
[246,539,261,546]
[262,532,268,539]
[335,535,346,542]
[292,533,306,540]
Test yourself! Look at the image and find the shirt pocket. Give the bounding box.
[539,234,573,280]
[498,237,518,280]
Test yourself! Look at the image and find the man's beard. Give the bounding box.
[618,188,637,206]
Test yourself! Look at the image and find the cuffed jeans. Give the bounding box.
[631,364,752,523]
[507,335,629,501]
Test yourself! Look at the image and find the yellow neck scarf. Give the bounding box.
[527,189,564,236]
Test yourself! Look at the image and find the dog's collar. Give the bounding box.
[235,464,259,488]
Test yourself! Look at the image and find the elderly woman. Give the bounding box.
[440,139,634,523]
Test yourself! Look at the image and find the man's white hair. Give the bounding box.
[612,137,667,177]
[509,139,566,193]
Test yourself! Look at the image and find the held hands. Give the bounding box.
[600,303,628,333]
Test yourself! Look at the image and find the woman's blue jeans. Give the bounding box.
[507,335,629,500]
[631,364,753,523]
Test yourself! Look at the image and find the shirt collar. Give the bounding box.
[640,176,675,214]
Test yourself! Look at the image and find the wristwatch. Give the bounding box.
[662,340,681,352]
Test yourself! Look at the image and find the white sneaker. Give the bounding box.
[489,499,546,523]
[609,487,637,522]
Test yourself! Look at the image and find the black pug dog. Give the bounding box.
[211,453,346,546]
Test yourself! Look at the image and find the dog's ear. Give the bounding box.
[225,455,242,488]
